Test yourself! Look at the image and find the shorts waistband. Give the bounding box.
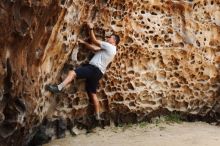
[88,64,103,75]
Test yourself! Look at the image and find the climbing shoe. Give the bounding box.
[95,114,104,121]
[45,84,60,94]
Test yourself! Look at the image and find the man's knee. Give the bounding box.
[68,70,76,79]
[87,92,95,98]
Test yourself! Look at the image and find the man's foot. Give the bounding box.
[45,84,61,94]
[95,114,104,121]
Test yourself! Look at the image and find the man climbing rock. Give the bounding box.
[46,22,120,120]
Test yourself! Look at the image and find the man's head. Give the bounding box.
[107,34,120,46]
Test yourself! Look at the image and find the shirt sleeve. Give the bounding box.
[100,41,113,50]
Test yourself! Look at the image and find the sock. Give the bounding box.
[57,82,65,91]
[96,113,101,120]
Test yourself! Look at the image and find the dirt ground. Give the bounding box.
[44,122,220,146]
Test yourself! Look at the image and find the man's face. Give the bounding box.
[107,35,115,44]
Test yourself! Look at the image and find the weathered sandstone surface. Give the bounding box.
[0,0,220,145]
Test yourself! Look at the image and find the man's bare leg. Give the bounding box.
[57,70,76,90]
[46,70,76,93]
[88,92,101,120]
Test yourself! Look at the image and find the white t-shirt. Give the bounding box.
[89,41,116,73]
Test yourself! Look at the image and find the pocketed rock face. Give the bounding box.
[99,0,220,122]
[1,0,220,145]
[0,0,62,145]
[106,0,218,116]
[56,0,220,123]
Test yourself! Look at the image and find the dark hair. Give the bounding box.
[112,34,120,45]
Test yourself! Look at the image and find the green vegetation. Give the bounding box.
[139,121,149,128]
[164,113,182,124]
[114,113,182,132]
[116,123,133,132]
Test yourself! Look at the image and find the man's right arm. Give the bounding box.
[78,39,101,52]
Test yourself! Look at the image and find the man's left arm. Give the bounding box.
[87,23,101,47]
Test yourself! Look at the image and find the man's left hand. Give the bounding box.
[87,22,94,29]
[78,38,85,44]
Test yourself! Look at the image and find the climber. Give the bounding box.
[46,22,120,120]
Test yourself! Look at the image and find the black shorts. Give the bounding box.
[74,64,103,93]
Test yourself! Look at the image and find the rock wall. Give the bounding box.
[0,0,62,145]
[0,0,220,145]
